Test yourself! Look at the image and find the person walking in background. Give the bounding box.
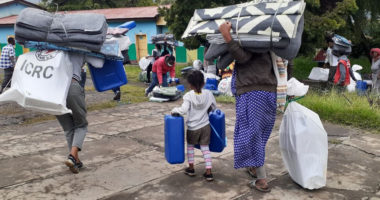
[325,35,339,82]
[219,22,277,192]
[0,37,16,94]
[171,70,217,181]
[145,55,176,96]
[333,54,357,92]
[370,48,380,94]
[56,52,89,174]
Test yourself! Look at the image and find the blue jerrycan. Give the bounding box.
[164,115,185,164]
[356,80,367,96]
[204,78,218,91]
[89,59,128,92]
[195,109,226,152]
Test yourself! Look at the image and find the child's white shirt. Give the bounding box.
[171,89,216,130]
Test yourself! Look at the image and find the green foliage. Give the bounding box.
[301,0,358,55]
[303,0,380,58]
[291,56,371,80]
[155,0,175,5]
[160,0,252,49]
[292,56,316,80]
[350,56,371,75]
[298,89,380,131]
[41,0,155,11]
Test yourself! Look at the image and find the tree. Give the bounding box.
[160,0,251,49]
[347,0,380,59]
[161,0,380,58]
[155,0,175,5]
[301,0,358,56]
[41,0,156,11]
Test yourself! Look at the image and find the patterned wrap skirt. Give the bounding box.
[231,70,277,169]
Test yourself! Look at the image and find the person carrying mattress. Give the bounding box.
[219,21,277,193]
[331,35,357,92]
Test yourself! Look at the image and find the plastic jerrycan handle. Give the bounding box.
[216,109,221,115]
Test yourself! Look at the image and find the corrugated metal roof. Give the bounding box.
[65,6,160,19]
[0,6,163,25]
[0,15,17,25]
[0,0,42,8]
[0,0,13,4]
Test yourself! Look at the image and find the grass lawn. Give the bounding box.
[298,89,379,132]
[118,64,190,104]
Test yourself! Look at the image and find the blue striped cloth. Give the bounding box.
[0,44,15,69]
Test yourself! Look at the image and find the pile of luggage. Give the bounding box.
[151,34,177,46]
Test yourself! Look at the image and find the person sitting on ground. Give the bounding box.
[171,70,217,181]
[370,48,380,94]
[145,55,176,96]
[0,37,16,94]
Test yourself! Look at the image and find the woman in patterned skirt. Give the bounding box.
[219,22,277,192]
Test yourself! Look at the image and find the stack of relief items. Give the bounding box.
[15,8,107,52]
[182,0,306,69]
[151,34,177,46]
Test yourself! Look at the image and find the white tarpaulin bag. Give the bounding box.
[347,64,363,92]
[218,77,233,96]
[308,67,329,81]
[279,102,328,189]
[287,78,309,96]
[0,50,73,115]
[139,57,151,71]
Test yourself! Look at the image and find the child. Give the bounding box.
[171,70,216,181]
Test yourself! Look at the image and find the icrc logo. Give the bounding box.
[35,50,59,61]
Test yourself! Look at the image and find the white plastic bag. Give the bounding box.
[347,64,363,92]
[193,60,202,70]
[0,50,73,115]
[279,102,328,190]
[218,77,233,96]
[202,71,220,82]
[206,65,217,75]
[139,57,150,71]
[287,78,309,96]
[308,67,329,81]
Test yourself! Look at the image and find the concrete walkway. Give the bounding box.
[0,101,379,200]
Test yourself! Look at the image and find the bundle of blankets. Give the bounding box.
[15,8,108,52]
[151,34,177,46]
[182,0,305,69]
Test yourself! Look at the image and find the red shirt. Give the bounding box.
[152,55,176,84]
[334,60,351,86]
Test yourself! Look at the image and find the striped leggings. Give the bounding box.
[187,144,212,169]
